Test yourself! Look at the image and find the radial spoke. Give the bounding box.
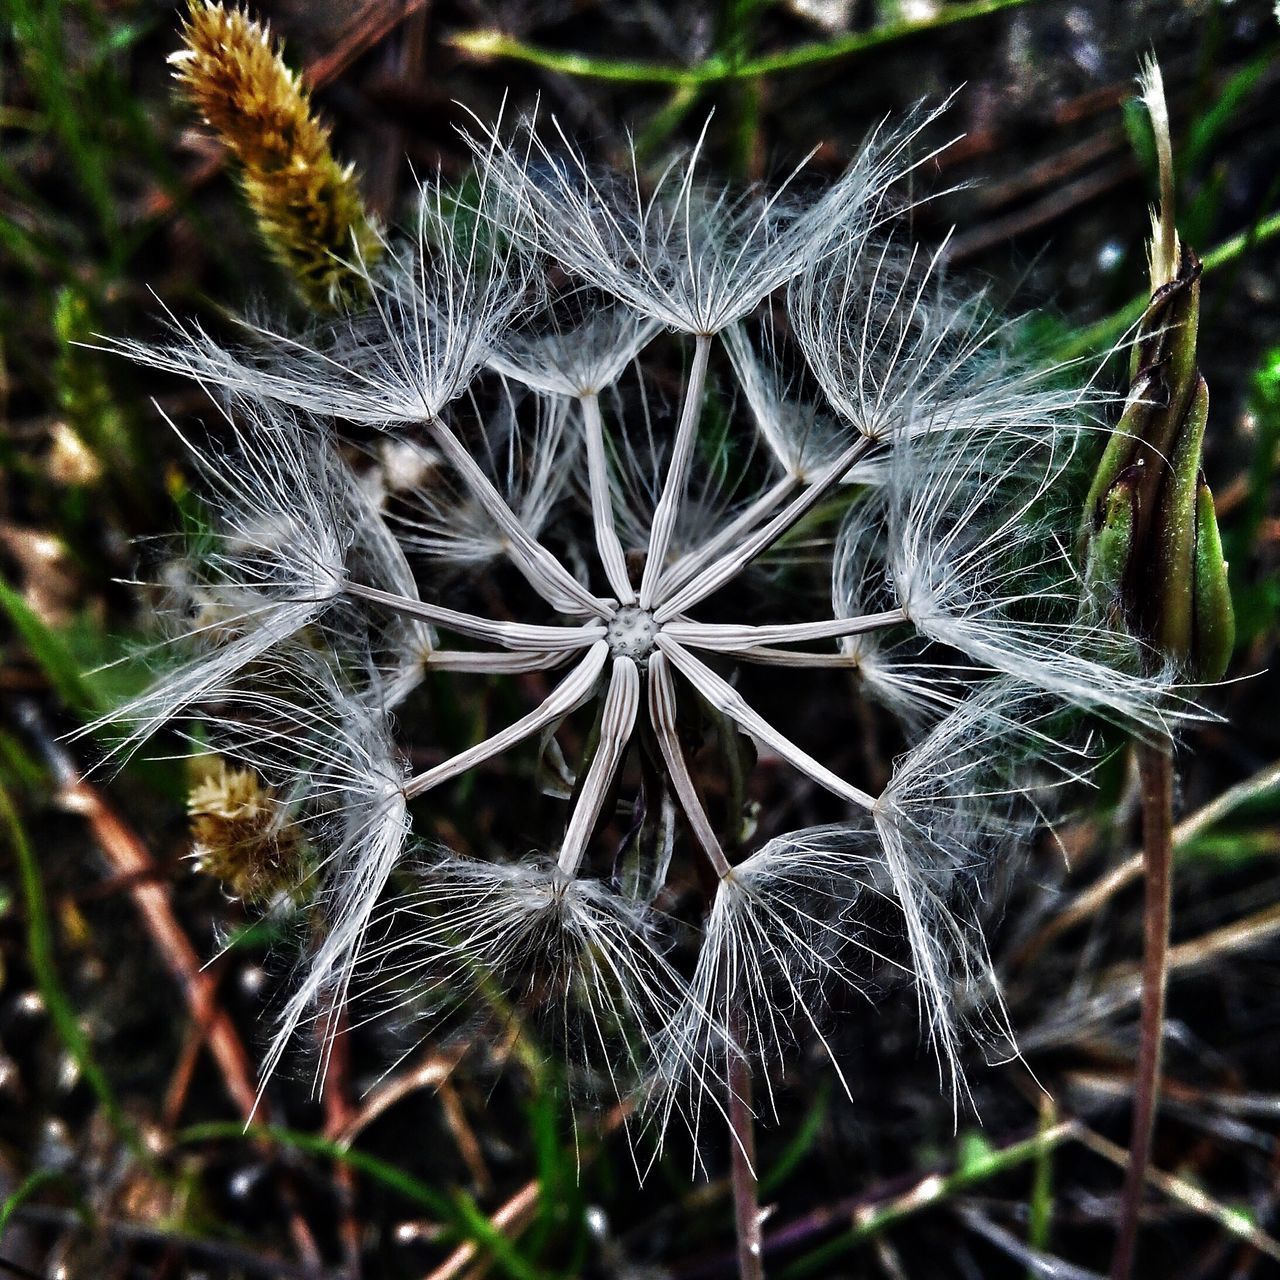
[345,581,605,651]
[425,649,577,673]
[403,641,609,799]
[647,652,732,879]
[655,473,800,603]
[557,656,640,875]
[581,392,636,603]
[639,333,713,609]
[663,609,906,652]
[654,434,877,622]
[424,416,613,618]
[656,637,876,810]
[727,646,863,667]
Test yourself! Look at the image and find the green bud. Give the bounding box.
[1191,475,1234,682]
[1078,62,1233,682]
[1149,372,1208,659]
[1084,466,1138,618]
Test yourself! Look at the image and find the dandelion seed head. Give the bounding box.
[98,95,1187,1134]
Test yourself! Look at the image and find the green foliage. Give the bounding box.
[0,781,146,1158]
[1225,347,1280,647]
[0,574,105,717]
[53,286,140,478]
[0,1168,83,1236]
[452,0,1036,85]
[759,1084,831,1197]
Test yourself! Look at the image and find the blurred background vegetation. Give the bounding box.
[2,1,1280,1276]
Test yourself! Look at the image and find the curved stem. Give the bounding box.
[724,646,863,667]
[663,609,906,652]
[580,393,636,603]
[647,652,732,878]
[729,1021,765,1280]
[639,333,712,609]
[424,416,612,618]
[404,642,609,799]
[1110,740,1174,1280]
[344,581,605,651]
[557,656,640,875]
[655,434,875,621]
[425,649,576,673]
[656,473,800,603]
[657,637,876,810]
[451,1,1033,85]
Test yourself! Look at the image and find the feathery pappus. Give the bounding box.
[92,93,1197,1139]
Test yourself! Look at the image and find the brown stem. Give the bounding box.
[728,1034,765,1280]
[319,1000,362,1280]
[1110,741,1174,1280]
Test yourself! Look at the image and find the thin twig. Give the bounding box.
[1079,1126,1280,1263]
[757,1121,1080,1278]
[319,1001,362,1279]
[55,769,261,1118]
[422,1181,540,1280]
[1014,756,1280,968]
[421,1104,629,1280]
[332,1049,466,1146]
[1019,899,1280,1054]
[437,1076,492,1196]
[729,1043,765,1280]
[20,710,323,1270]
[450,0,1037,86]
[10,1204,321,1279]
[1110,742,1173,1280]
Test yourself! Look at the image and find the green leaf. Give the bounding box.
[1192,477,1235,681]
[0,573,102,716]
[956,1130,999,1176]
[760,1084,831,1197]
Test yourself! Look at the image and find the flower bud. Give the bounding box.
[1079,60,1234,681]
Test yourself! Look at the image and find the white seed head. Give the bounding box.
[95,99,1189,1135]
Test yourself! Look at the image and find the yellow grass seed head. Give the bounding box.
[188,759,306,903]
[171,1,381,310]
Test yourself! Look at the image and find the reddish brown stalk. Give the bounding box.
[318,1000,363,1279]
[728,1036,765,1280]
[163,974,228,1127]
[1110,741,1174,1280]
[52,762,322,1270]
[59,772,262,1118]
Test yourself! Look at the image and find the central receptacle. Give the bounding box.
[606,605,659,662]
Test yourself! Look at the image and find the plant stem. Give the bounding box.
[728,1036,765,1280]
[451,0,1035,86]
[640,333,712,609]
[0,778,143,1159]
[580,391,635,603]
[1110,740,1174,1280]
[1053,206,1280,363]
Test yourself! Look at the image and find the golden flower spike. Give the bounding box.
[171,1,380,310]
[188,758,305,904]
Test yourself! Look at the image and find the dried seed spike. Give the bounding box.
[172,1,381,310]
[188,758,306,903]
